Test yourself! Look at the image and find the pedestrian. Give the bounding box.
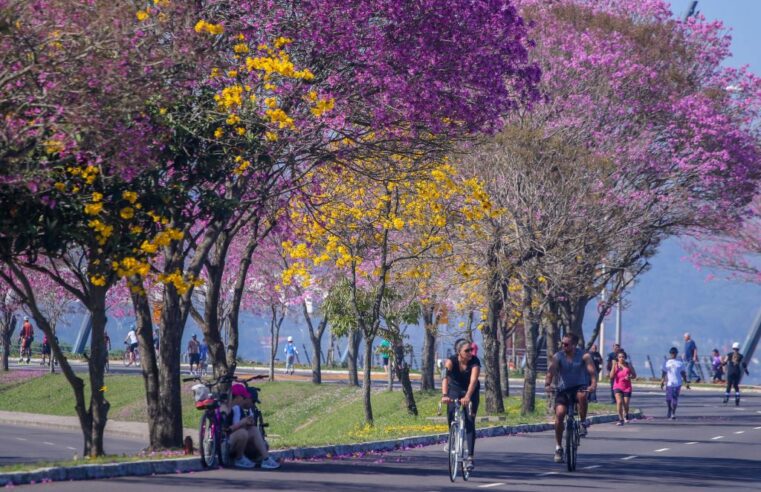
[711,349,723,383]
[611,350,637,425]
[378,338,391,374]
[199,337,209,377]
[587,344,603,402]
[722,342,750,406]
[40,333,50,366]
[19,316,34,364]
[661,347,690,419]
[284,336,298,375]
[187,334,200,375]
[605,343,622,404]
[104,331,112,373]
[683,332,701,383]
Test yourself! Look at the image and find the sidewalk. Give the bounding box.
[0,411,193,442]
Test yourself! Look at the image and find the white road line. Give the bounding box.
[711,436,724,440]
[621,455,637,460]
[478,483,505,489]
[15,437,27,442]
[43,441,55,446]
[735,431,745,435]
[685,442,698,445]
[754,426,761,430]
[538,472,559,477]
[654,448,669,453]
[583,465,602,470]
[66,446,76,451]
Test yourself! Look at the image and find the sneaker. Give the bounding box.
[666,408,672,419]
[553,448,564,463]
[579,425,587,437]
[735,398,740,407]
[616,420,624,426]
[723,397,729,404]
[234,456,256,469]
[260,456,280,470]
[465,457,474,472]
[670,416,676,420]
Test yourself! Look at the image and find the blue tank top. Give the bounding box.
[554,348,587,391]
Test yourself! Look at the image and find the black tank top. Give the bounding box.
[447,355,481,395]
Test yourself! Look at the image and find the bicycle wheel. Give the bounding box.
[565,418,577,472]
[448,422,459,482]
[199,412,219,468]
[123,351,130,366]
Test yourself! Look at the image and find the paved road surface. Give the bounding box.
[0,424,145,465]
[14,389,760,491]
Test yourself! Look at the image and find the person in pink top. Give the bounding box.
[610,350,637,426]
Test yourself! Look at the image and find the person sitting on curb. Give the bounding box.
[228,383,280,470]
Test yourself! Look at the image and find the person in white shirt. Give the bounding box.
[124,327,139,366]
[660,347,691,420]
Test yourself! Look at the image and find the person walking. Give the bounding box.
[661,347,690,419]
[587,344,603,402]
[722,342,750,406]
[711,349,723,383]
[187,334,200,375]
[605,343,622,404]
[284,336,298,375]
[19,316,34,364]
[198,337,209,377]
[611,350,637,425]
[683,332,701,383]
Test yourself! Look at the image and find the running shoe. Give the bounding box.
[553,448,563,463]
[260,456,280,470]
[235,456,256,469]
[465,457,474,472]
[616,420,624,426]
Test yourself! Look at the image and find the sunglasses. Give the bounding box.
[462,348,472,353]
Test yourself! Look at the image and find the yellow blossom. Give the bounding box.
[136,10,149,21]
[120,207,135,220]
[92,192,103,202]
[90,275,106,286]
[84,202,103,215]
[214,127,224,139]
[122,191,138,203]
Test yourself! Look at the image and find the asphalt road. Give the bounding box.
[0,424,145,465]
[12,389,760,491]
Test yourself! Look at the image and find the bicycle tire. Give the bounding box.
[448,422,459,482]
[255,408,269,450]
[199,412,219,468]
[122,351,130,367]
[460,414,470,481]
[565,418,577,471]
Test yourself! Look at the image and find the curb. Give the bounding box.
[0,411,641,486]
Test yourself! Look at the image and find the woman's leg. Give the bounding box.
[623,395,631,420]
[245,427,269,461]
[615,392,624,421]
[228,429,248,460]
[465,396,479,457]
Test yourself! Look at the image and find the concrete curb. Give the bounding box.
[0,411,641,486]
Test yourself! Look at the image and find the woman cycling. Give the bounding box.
[441,338,480,472]
[611,350,637,425]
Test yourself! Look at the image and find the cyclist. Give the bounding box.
[19,316,34,364]
[545,333,597,463]
[228,383,280,469]
[441,338,480,472]
[722,342,750,406]
[124,326,139,366]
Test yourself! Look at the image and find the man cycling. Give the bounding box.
[545,333,597,463]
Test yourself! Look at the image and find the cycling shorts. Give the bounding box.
[555,385,587,407]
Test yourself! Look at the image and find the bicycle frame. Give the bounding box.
[440,399,471,482]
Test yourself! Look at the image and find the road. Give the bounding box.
[11,389,759,491]
[0,424,145,465]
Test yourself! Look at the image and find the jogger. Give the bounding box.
[661,347,690,420]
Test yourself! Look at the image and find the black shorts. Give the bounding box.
[129,342,139,352]
[42,344,51,355]
[189,353,200,365]
[613,389,632,398]
[21,337,33,349]
[555,385,587,407]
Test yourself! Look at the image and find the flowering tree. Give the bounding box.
[0,272,21,371]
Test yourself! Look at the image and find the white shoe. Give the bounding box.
[260,456,280,470]
[234,456,256,469]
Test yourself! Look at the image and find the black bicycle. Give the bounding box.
[564,391,584,471]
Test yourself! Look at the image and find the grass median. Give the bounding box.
[0,372,615,451]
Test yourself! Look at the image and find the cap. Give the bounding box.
[287,336,293,342]
[683,332,690,338]
[23,316,29,321]
[192,334,197,338]
[669,347,678,354]
[231,384,250,398]
[732,342,740,349]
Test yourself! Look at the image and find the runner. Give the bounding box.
[545,333,597,463]
[660,347,690,420]
[722,342,750,406]
[610,350,636,425]
[187,334,200,375]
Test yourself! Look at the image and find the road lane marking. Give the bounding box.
[685,442,698,445]
[735,431,745,434]
[655,448,669,453]
[754,426,761,430]
[583,465,602,469]
[43,442,55,446]
[15,437,27,441]
[478,483,505,488]
[711,436,724,440]
[538,472,559,477]
[622,455,637,460]
[66,447,76,451]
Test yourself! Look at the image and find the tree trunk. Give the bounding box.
[304,301,328,384]
[0,315,16,372]
[226,232,262,373]
[269,305,283,381]
[483,282,504,414]
[347,330,361,386]
[326,332,335,368]
[362,335,374,424]
[130,284,162,449]
[521,289,540,416]
[420,306,437,391]
[393,339,417,415]
[155,286,185,449]
[499,321,510,397]
[87,288,110,457]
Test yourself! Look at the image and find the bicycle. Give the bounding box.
[123,342,140,366]
[438,399,472,482]
[562,390,584,472]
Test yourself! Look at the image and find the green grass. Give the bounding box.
[0,374,615,450]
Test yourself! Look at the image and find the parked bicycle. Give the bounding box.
[185,374,268,468]
[438,399,472,482]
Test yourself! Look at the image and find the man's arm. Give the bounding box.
[583,353,597,390]
[545,356,558,389]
